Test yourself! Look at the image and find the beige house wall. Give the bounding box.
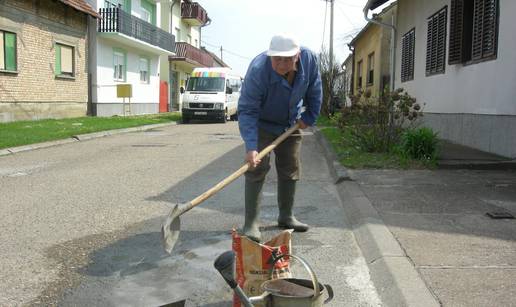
[353,24,383,97]
[0,0,89,122]
[352,4,396,97]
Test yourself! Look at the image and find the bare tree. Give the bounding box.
[318,47,345,116]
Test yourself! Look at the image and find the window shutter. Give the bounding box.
[401,29,415,82]
[4,32,16,71]
[449,0,464,64]
[55,44,61,75]
[426,7,447,75]
[472,0,498,60]
[61,45,73,74]
[471,0,484,60]
[426,14,437,74]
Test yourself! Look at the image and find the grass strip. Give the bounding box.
[0,112,181,149]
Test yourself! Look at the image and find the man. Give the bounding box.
[238,34,322,242]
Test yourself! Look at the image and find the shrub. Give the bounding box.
[338,88,424,152]
[401,127,439,160]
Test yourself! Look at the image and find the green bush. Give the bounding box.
[338,88,423,153]
[401,127,439,160]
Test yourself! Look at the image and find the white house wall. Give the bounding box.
[94,39,160,116]
[395,0,516,158]
[91,0,165,116]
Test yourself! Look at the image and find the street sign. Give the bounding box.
[117,84,132,98]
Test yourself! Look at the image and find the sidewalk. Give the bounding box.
[316,130,516,307]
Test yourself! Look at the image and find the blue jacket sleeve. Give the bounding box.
[238,66,265,152]
[300,52,322,126]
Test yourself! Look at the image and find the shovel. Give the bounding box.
[161,123,301,254]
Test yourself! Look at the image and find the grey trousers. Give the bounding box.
[245,128,302,182]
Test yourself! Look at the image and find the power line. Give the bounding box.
[334,0,365,8]
[334,1,358,27]
[201,40,252,61]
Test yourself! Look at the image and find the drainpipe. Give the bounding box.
[347,44,355,99]
[363,2,396,91]
[170,0,178,36]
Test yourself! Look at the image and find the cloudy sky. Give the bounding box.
[200,0,376,76]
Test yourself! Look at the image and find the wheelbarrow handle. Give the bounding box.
[178,123,301,216]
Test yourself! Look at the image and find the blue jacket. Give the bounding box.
[238,47,322,152]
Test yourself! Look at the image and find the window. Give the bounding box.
[139,57,149,83]
[401,28,415,82]
[141,8,151,23]
[367,53,374,85]
[140,0,156,25]
[1,30,17,72]
[449,0,498,64]
[113,50,125,81]
[426,6,447,76]
[55,43,74,77]
[357,60,363,88]
[186,77,225,92]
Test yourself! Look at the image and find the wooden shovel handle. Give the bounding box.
[179,123,300,215]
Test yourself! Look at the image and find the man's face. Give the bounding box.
[271,53,299,75]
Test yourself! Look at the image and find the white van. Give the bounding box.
[181,67,242,123]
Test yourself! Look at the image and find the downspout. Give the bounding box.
[170,0,178,36]
[363,3,396,91]
[347,44,355,98]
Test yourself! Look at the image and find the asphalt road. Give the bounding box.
[0,122,381,306]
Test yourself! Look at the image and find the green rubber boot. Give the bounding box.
[243,179,264,242]
[277,179,309,232]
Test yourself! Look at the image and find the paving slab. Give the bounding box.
[315,127,516,307]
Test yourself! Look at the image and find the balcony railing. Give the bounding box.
[98,8,175,53]
[181,2,209,26]
[171,42,214,67]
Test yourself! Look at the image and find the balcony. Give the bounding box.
[169,42,214,68]
[181,2,209,26]
[98,8,175,54]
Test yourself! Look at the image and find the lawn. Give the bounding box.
[0,112,181,150]
[317,117,433,169]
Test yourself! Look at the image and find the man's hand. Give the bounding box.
[246,150,261,169]
[297,119,308,129]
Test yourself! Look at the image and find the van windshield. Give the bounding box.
[186,77,225,92]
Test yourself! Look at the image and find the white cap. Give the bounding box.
[266,34,300,57]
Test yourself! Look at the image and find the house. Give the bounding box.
[0,0,98,122]
[349,2,397,97]
[87,0,176,116]
[343,53,353,106]
[167,0,217,111]
[88,0,220,116]
[365,0,516,158]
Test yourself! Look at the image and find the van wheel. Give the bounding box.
[220,110,228,123]
[182,117,190,124]
[230,112,238,121]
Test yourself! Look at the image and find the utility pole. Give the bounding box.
[329,0,334,74]
[323,0,335,73]
[323,0,335,112]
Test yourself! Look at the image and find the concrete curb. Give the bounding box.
[314,127,440,307]
[0,122,178,157]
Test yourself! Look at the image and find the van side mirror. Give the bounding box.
[226,87,233,94]
[180,87,184,94]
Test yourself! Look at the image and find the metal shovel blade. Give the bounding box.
[161,203,181,254]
